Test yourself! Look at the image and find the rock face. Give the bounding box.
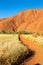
[0,9,43,32]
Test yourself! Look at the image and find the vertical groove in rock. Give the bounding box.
[0,9,43,32]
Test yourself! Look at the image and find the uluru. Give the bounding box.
[0,9,43,65]
[0,9,43,33]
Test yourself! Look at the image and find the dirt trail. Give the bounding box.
[20,35,43,65]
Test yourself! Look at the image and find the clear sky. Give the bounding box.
[0,0,43,18]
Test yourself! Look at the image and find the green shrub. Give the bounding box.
[0,30,35,34]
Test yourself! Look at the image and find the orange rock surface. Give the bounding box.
[0,9,43,32]
[0,9,43,65]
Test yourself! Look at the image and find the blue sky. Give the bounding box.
[0,0,43,18]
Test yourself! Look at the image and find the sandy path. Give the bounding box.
[20,35,43,65]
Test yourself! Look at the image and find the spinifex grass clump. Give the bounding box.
[0,34,29,65]
[20,34,43,46]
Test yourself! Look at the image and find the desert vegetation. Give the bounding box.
[0,9,43,65]
[0,34,30,65]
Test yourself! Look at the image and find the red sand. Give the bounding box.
[0,9,43,65]
[20,35,43,65]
